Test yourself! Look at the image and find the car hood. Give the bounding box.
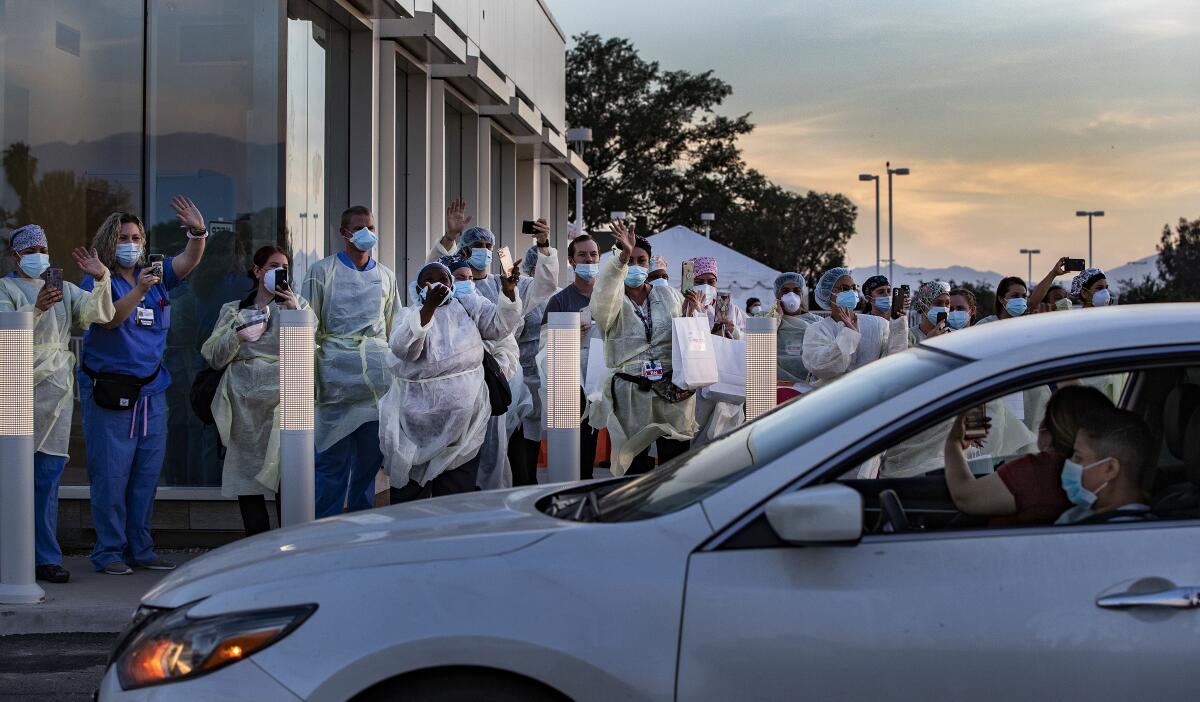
[143,484,576,608]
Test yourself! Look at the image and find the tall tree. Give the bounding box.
[1157,217,1200,301]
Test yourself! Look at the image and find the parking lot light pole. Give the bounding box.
[859,174,880,275]
[0,311,44,604]
[1020,248,1041,286]
[545,312,581,483]
[886,163,910,282]
[745,317,777,421]
[1075,210,1104,267]
[278,309,316,527]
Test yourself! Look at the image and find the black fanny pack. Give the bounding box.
[83,363,161,411]
[613,370,696,406]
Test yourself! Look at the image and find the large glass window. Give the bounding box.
[145,0,284,487]
[0,0,144,487]
[490,135,503,237]
[0,0,144,283]
[444,102,463,204]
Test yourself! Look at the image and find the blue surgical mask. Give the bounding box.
[835,289,859,310]
[873,295,892,313]
[18,253,50,279]
[624,265,648,288]
[116,243,142,268]
[574,263,599,281]
[468,247,492,271]
[927,306,950,325]
[650,277,669,288]
[947,310,971,329]
[1092,289,1111,307]
[1005,297,1028,317]
[1060,459,1109,508]
[350,227,378,252]
[453,280,476,298]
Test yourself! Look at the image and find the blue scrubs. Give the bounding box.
[312,252,381,517]
[34,452,67,566]
[78,258,182,570]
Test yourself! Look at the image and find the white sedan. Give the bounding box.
[100,305,1200,701]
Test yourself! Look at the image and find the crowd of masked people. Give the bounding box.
[5,199,1146,584]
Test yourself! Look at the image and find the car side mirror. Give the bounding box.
[764,484,863,545]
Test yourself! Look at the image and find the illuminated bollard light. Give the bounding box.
[545,312,581,483]
[278,309,316,527]
[745,317,778,422]
[0,311,44,604]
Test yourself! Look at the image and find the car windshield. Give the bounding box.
[594,347,962,522]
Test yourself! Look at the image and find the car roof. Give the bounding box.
[920,303,1200,361]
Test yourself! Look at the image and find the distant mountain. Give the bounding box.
[1108,254,1160,285]
[849,262,1005,290]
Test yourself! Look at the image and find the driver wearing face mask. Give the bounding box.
[1055,409,1154,524]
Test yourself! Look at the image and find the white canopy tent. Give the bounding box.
[600,225,782,309]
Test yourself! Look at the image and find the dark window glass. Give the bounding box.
[147,0,284,487]
[490,136,502,236]
[445,101,463,203]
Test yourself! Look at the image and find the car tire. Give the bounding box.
[355,669,567,702]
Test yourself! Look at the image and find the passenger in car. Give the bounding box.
[942,386,1114,526]
[1056,409,1156,524]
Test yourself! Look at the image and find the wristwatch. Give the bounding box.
[186,227,209,240]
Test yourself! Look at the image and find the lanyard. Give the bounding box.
[631,297,653,343]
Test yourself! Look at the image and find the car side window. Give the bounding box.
[830,367,1200,535]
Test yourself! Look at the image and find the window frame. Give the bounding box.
[704,343,1200,551]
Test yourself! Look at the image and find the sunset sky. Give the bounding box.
[546,0,1200,276]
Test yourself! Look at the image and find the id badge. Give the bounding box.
[641,360,664,382]
[785,342,804,355]
[135,306,155,328]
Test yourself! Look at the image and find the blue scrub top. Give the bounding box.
[336,250,376,272]
[78,256,185,396]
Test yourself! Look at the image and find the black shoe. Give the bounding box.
[36,564,70,583]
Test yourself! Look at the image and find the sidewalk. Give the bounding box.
[0,552,204,636]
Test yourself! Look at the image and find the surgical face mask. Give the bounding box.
[264,268,287,295]
[780,292,802,314]
[650,277,669,288]
[18,253,50,279]
[417,282,452,306]
[873,295,892,313]
[453,280,476,298]
[947,310,971,330]
[927,306,950,325]
[624,265,648,288]
[1092,289,1111,307]
[116,243,143,268]
[468,247,492,271]
[835,289,859,310]
[349,227,378,252]
[750,305,763,315]
[693,283,716,304]
[1005,297,1028,317]
[1060,458,1110,508]
[574,262,599,281]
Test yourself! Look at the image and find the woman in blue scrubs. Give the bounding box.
[78,196,210,575]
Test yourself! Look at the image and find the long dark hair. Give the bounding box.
[995,276,1027,317]
[240,245,290,309]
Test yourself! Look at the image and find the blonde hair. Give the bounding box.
[92,212,146,269]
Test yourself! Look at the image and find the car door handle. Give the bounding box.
[1096,587,1200,609]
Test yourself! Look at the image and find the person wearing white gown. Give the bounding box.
[802,267,893,387]
[686,256,746,448]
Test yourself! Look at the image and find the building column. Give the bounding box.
[403,69,432,299]
[376,41,398,273]
[461,109,480,220]
[475,117,493,230]
[349,25,379,228]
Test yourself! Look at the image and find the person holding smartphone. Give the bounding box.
[200,246,306,536]
[802,267,892,388]
[910,280,953,343]
[681,256,746,448]
[0,224,115,583]
[78,196,209,575]
[861,274,911,352]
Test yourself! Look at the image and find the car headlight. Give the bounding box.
[114,602,316,690]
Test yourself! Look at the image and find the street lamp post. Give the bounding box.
[566,127,592,236]
[858,174,880,275]
[700,212,715,239]
[886,162,911,282]
[1020,248,1041,286]
[1075,210,1104,267]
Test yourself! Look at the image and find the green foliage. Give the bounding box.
[566,33,856,284]
[1157,217,1200,301]
[1116,275,1170,304]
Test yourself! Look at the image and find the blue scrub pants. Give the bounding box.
[34,452,67,567]
[81,385,165,570]
[314,420,381,518]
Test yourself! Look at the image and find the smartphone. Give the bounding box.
[890,289,904,318]
[496,246,514,276]
[521,220,540,235]
[936,310,948,330]
[681,260,695,295]
[40,267,63,292]
[715,290,731,315]
[148,253,165,279]
[1065,258,1086,272]
[963,405,989,441]
[273,266,290,303]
